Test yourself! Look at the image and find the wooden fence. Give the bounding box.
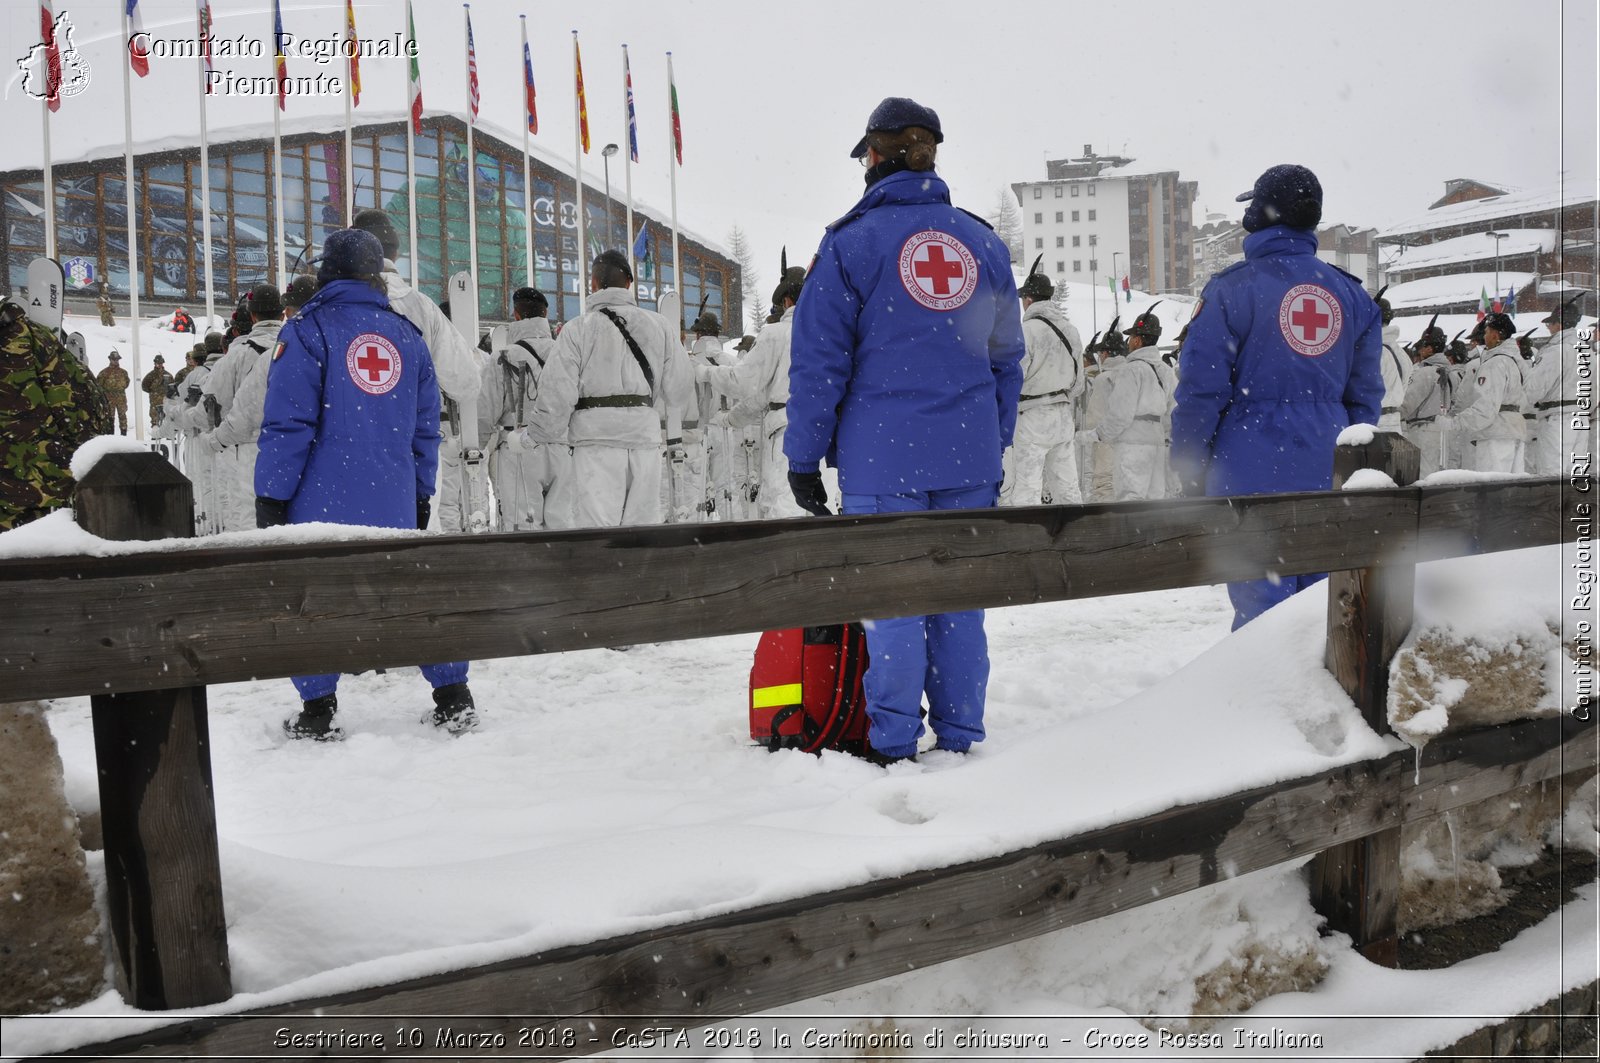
[1,442,1592,1059]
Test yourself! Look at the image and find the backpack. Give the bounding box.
[749,624,870,754]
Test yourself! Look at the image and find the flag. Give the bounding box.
[1477,286,1490,321]
[198,0,214,93]
[1122,275,1131,303]
[126,0,149,77]
[633,223,653,280]
[1107,276,1115,299]
[39,2,62,112]
[574,35,589,152]
[344,0,360,107]
[406,0,423,134]
[522,36,537,134]
[624,48,638,162]
[272,0,288,110]
[668,60,682,165]
[465,6,479,122]
[1491,293,1503,314]
[1505,285,1517,313]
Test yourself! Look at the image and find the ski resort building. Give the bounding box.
[0,114,741,329]
[1377,178,1596,317]
[1011,146,1198,296]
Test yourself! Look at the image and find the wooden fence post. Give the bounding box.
[75,451,232,1009]
[1311,431,1421,968]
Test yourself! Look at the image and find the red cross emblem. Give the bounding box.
[1277,284,1343,357]
[345,332,403,395]
[899,230,979,311]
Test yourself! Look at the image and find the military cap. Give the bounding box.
[850,97,943,159]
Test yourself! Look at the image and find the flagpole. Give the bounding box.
[464,4,479,296]
[343,69,354,225]
[622,44,635,281]
[572,30,586,313]
[271,2,286,285]
[198,6,216,327]
[667,51,680,309]
[520,15,533,287]
[404,0,419,289]
[122,1,145,440]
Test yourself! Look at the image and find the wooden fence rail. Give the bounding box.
[2,448,1591,1055]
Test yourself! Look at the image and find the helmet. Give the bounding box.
[1123,301,1163,343]
[1018,254,1054,302]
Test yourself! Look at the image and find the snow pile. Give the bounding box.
[0,508,421,561]
[1340,468,1396,491]
[1335,423,1377,447]
[67,434,151,482]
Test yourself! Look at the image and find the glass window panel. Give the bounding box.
[230,151,265,172]
[232,168,267,195]
[149,162,184,184]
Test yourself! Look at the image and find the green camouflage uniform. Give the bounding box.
[0,299,113,531]
[97,294,116,327]
[142,366,173,426]
[96,364,131,434]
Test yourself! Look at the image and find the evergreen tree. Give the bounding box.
[727,225,761,334]
[990,189,1023,265]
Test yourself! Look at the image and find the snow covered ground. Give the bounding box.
[2,508,1594,1058]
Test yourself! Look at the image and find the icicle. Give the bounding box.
[1413,744,1421,786]
[1445,812,1460,897]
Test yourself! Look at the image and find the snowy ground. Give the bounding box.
[2,516,1595,1058]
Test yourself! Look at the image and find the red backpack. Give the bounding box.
[749,624,870,754]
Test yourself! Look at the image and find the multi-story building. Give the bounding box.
[1011,146,1197,295]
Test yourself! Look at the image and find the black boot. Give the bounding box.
[283,694,342,741]
[429,683,479,735]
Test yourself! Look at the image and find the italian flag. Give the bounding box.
[406,0,423,135]
[1477,285,1489,321]
[669,54,682,165]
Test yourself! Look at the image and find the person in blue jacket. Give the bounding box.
[785,97,1025,764]
[255,228,477,740]
[1170,164,1384,630]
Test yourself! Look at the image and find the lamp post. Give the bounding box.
[601,144,619,250]
[1486,230,1507,301]
[1112,250,1122,306]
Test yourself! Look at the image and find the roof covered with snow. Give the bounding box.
[1382,179,1596,239]
[1385,270,1536,310]
[1383,228,1557,274]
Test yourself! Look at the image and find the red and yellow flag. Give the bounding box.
[574,33,589,153]
[344,0,360,106]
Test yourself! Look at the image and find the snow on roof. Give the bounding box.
[1385,270,1536,310]
[1384,229,1557,274]
[1382,179,1594,238]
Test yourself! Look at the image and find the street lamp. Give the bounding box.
[1485,230,1507,301]
[601,144,619,250]
[1112,250,1122,306]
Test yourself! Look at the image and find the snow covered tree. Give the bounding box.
[727,225,761,334]
[990,189,1023,265]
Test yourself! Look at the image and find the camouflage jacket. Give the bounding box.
[96,366,131,395]
[1,302,113,531]
[141,367,173,404]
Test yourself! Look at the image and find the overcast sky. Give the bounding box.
[4,0,1595,308]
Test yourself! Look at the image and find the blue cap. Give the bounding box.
[313,228,385,284]
[849,97,944,158]
[1237,164,1323,232]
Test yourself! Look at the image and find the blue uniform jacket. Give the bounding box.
[785,170,1025,495]
[1170,225,1383,496]
[256,279,441,528]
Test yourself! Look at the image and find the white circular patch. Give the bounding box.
[345,333,403,395]
[1278,284,1343,358]
[898,230,979,312]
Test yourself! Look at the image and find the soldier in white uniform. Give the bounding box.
[1524,295,1587,477]
[351,209,483,531]
[1374,288,1412,433]
[195,284,283,532]
[1002,257,1082,506]
[697,266,809,520]
[482,288,571,530]
[1081,306,1176,500]
[684,307,729,520]
[1400,317,1453,477]
[519,250,694,527]
[1454,311,1529,473]
[171,345,217,533]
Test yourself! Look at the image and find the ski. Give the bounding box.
[24,257,65,333]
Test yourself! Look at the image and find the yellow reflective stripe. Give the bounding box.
[751,683,803,709]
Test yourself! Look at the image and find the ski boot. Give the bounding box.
[428,682,479,735]
[283,694,343,741]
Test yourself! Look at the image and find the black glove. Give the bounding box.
[416,498,431,530]
[255,496,289,529]
[788,470,830,516]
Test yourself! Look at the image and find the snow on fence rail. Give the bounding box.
[1,442,1592,1058]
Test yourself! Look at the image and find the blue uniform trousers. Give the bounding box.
[841,483,998,758]
[1228,572,1326,631]
[292,661,470,702]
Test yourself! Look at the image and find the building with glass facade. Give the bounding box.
[0,114,740,330]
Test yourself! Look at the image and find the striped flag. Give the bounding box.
[1477,286,1490,321]
[126,0,149,77]
[668,58,682,165]
[624,47,638,162]
[574,34,589,152]
[406,0,423,134]
[39,2,62,111]
[1122,275,1131,303]
[197,0,214,93]
[464,5,479,122]
[344,0,360,106]
[272,0,288,110]
[1107,276,1115,299]
[523,35,537,134]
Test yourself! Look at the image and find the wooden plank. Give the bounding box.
[48,715,1592,1060]
[2,489,1423,702]
[76,453,232,1010]
[1416,475,1582,559]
